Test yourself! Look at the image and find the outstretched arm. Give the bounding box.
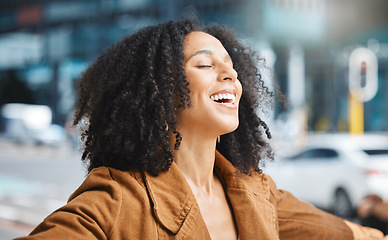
[266,175,384,240]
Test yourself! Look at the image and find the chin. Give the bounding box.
[220,121,239,135]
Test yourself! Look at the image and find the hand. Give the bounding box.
[358,194,383,218]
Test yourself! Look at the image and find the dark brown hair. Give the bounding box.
[73,18,275,175]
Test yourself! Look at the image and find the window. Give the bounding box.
[293,148,338,160]
[363,149,388,156]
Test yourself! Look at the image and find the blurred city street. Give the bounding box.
[0,136,85,239]
[1,0,388,238]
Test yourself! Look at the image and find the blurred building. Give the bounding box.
[0,0,387,134]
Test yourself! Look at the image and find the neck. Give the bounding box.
[173,130,218,194]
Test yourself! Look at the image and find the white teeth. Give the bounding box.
[230,94,236,104]
[210,93,236,104]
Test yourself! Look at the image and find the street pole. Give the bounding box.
[348,92,364,135]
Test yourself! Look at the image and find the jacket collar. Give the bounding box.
[143,150,277,238]
[214,150,271,200]
[214,151,278,239]
[143,158,196,234]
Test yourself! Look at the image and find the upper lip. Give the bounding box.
[210,89,237,96]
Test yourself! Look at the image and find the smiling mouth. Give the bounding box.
[210,93,236,104]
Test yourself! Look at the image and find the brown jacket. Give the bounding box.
[16,151,383,239]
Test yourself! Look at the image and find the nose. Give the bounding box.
[217,63,238,82]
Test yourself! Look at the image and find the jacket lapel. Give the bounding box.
[214,151,279,240]
[143,162,200,234]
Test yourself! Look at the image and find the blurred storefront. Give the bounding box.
[0,0,387,135]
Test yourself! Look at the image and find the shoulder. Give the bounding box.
[64,167,149,236]
[240,172,277,196]
[20,167,152,239]
[223,170,277,204]
[68,167,146,204]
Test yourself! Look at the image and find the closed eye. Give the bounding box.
[197,65,213,68]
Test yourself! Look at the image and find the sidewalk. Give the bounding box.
[0,218,34,240]
[0,136,85,239]
[0,135,79,160]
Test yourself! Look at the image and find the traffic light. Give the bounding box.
[348,47,378,135]
[348,48,378,102]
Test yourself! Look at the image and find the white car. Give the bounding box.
[1,103,66,145]
[265,133,388,218]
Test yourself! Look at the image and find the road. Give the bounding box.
[0,138,86,239]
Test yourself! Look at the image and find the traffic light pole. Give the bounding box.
[348,92,364,135]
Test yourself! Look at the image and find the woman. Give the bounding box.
[15,18,383,239]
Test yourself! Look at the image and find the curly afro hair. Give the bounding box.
[73,17,275,175]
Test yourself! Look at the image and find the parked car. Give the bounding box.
[264,133,388,218]
[1,103,66,146]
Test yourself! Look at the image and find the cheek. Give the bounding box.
[187,72,211,95]
[236,81,243,100]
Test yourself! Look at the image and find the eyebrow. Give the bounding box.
[185,49,232,63]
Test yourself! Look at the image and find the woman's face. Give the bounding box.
[179,31,242,137]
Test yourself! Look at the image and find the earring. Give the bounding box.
[217,136,220,143]
[165,121,168,131]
